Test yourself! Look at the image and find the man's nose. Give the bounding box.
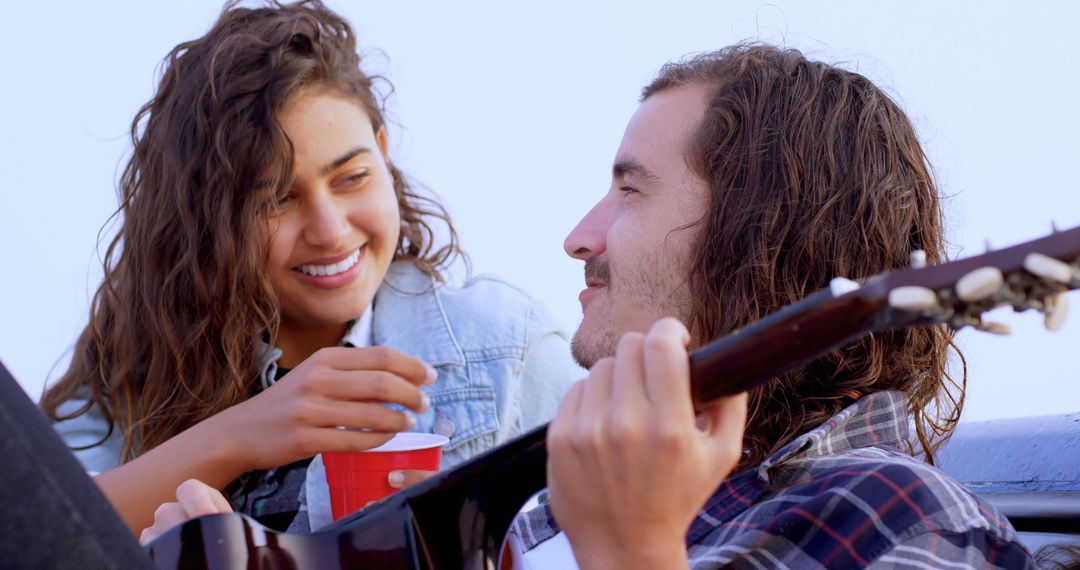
[564,199,611,261]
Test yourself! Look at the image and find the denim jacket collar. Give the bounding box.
[369,262,466,367]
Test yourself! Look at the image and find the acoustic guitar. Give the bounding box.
[147,225,1080,569]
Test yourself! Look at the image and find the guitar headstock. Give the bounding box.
[689,224,1080,403]
[855,225,1080,335]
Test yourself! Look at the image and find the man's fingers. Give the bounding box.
[581,356,617,424]
[700,392,749,466]
[559,377,587,419]
[549,378,586,443]
[140,502,189,545]
[318,346,435,386]
[176,479,230,518]
[209,484,235,513]
[610,333,648,412]
[387,469,437,489]
[641,318,694,419]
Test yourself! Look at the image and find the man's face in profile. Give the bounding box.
[564,84,712,368]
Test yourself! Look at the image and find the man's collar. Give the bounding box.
[754,390,910,483]
[687,390,911,544]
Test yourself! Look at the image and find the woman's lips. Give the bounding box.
[292,246,365,289]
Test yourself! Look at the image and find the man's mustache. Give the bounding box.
[584,258,610,285]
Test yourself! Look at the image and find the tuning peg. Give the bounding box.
[985,240,993,253]
[1045,291,1070,331]
[888,286,938,312]
[1024,252,1074,284]
[976,320,1012,335]
[956,267,1005,302]
[1052,220,1060,233]
[829,277,860,296]
[910,250,927,269]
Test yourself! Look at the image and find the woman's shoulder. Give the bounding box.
[376,261,566,355]
[51,387,124,475]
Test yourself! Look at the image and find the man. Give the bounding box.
[517,44,1033,568]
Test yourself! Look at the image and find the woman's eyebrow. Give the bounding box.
[321,146,372,176]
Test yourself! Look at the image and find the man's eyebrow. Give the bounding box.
[321,146,373,176]
[612,159,661,185]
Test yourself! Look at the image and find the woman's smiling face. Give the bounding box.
[265,88,401,331]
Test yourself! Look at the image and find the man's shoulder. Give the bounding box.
[690,448,1025,568]
[771,448,1017,540]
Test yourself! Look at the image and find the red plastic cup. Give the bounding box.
[323,432,449,521]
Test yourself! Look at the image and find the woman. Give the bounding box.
[41,0,578,536]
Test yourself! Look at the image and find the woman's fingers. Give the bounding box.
[310,400,417,433]
[314,370,430,414]
[318,427,397,453]
[387,469,437,489]
[317,346,435,387]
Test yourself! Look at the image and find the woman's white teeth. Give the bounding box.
[299,249,360,277]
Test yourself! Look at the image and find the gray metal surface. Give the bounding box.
[937,411,1080,495]
[936,412,1080,553]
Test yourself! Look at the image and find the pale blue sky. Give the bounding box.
[1,1,1076,421]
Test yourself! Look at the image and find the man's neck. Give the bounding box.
[275,319,350,368]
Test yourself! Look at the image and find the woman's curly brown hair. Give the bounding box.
[40,0,461,461]
[643,44,965,469]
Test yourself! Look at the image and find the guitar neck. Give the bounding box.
[690,284,894,404]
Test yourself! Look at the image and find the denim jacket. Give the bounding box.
[53,261,581,530]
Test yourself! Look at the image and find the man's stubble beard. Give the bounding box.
[569,258,694,370]
[570,325,619,369]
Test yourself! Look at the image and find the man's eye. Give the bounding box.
[619,186,639,194]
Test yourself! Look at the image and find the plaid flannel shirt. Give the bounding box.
[513,390,1034,569]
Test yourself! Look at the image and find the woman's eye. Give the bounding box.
[340,171,369,187]
[276,192,297,205]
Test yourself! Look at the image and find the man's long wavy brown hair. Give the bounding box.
[643,45,964,468]
[40,0,460,462]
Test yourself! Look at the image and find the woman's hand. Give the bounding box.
[547,318,748,570]
[387,469,437,490]
[139,479,232,545]
[212,346,436,473]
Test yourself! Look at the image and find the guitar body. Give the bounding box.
[146,226,1080,569]
[148,425,550,569]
